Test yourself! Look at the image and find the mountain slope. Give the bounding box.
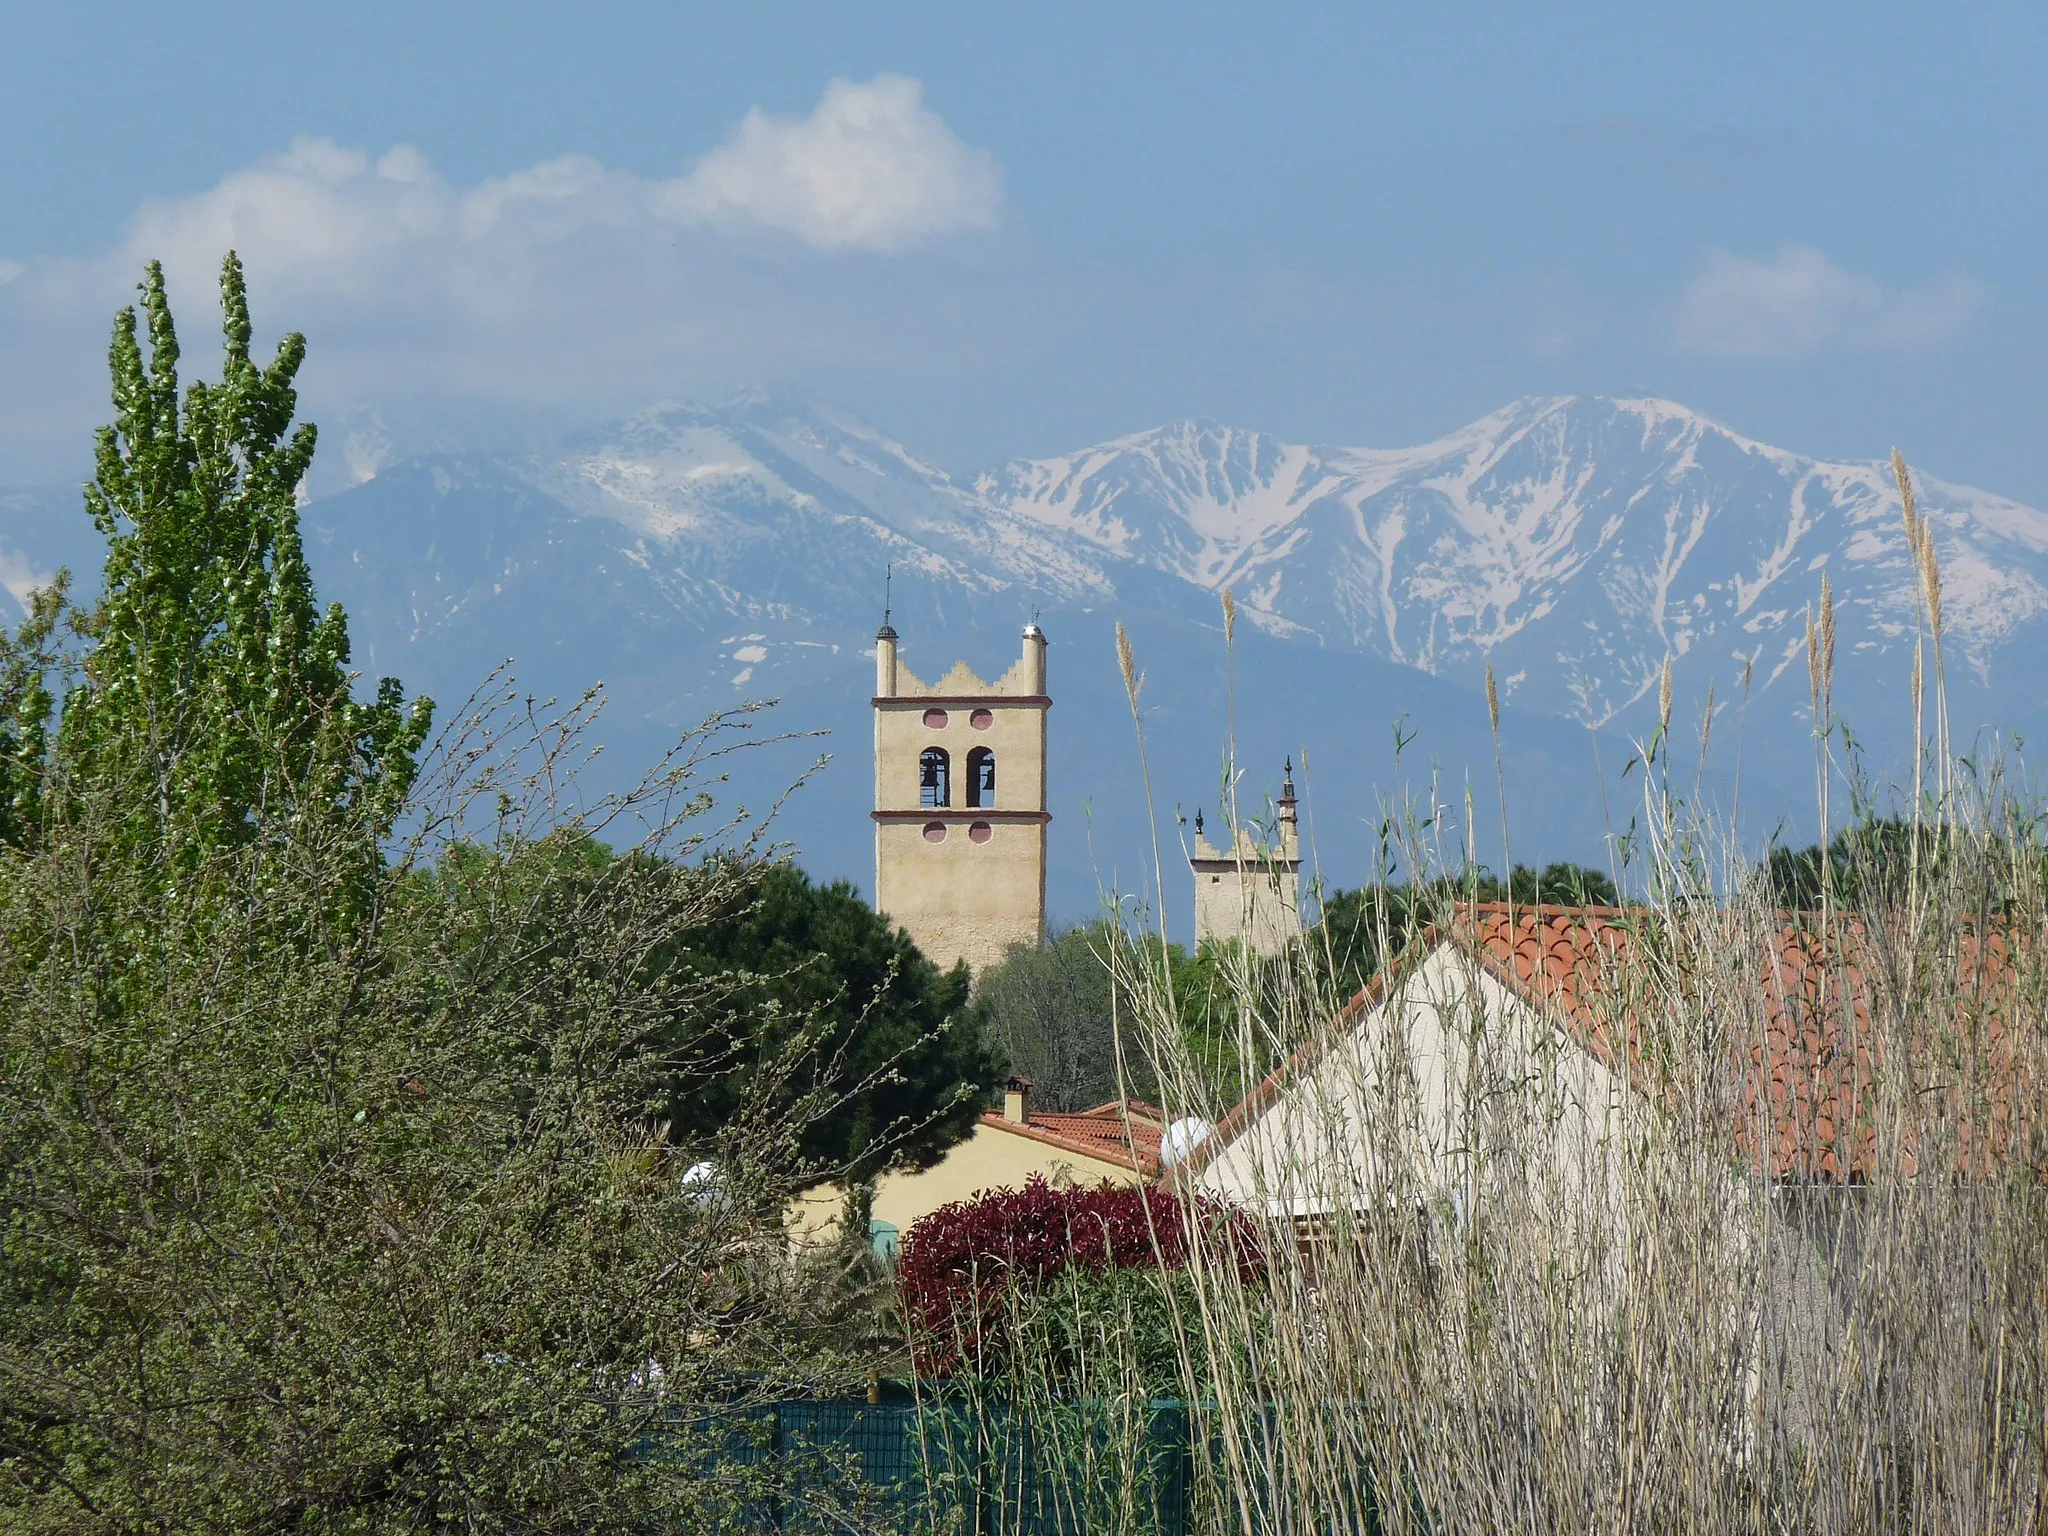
[3,392,2041,920]
[986,397,2048,753]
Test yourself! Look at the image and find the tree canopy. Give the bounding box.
[657,861,1001,1185]
[1757,816,2046,913]
[977,922,1156,1112]
[0,257,892,1532]
[15,255,431,876]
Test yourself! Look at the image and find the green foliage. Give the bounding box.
[0,577,65,848]
[1761,823,1896,910]
[1022,1265,1249,1397]
[1758,815,2047,913]
[976,923,1267,1110]
[0,261,868,1532]
[978,922,1158,1111]
[653,861,1000,1185]
[0,742,872,1531]
[431,846,999,1188]
[47,255,429,879]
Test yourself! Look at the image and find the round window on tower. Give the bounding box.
[922,822,948,843]
[969,821,993,844]
[970,709,994,730]
[922,708,949,729]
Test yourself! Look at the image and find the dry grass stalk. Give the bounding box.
[952,583,2048,1536]
[1084,800,2047,1533]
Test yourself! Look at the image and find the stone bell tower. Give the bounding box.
[1190,760,1302,957]
[872,619,1049,973]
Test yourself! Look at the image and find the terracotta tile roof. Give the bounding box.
[1182,903,2042,1186]
[981,1099,1167,1178]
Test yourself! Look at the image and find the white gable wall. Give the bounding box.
[1189,936,1845,1452]
[1192,940,1638,1228]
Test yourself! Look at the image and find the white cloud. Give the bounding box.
[85,74,997,302]
[0,544,52,607]
[115,136,449,301]
[662,76,1002,251]
[1673,244,1981,359]
[0,77,1021,480]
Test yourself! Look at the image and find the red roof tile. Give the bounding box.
[1182,903,2043,1186]
[981,1099,1166,1178]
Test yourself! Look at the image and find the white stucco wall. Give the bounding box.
[1193,942,1636,1223]
[1190,939,1847,1449]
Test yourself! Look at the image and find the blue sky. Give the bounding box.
[3,2,2043,500]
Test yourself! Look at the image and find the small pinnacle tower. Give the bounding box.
[872,620,1049,973]
[1190,759,1302,956]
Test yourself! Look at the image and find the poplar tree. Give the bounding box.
[25,252,429,873]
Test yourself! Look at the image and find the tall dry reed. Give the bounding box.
[967,469,2047,1533]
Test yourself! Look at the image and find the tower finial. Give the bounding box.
[876,563,897,641]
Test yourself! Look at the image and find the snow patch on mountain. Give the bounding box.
[984,394,2048,733]
[4,390,2041,867]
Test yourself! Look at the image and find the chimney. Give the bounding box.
[1003,1075,1032,1125]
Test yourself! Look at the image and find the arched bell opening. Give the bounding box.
[965,746,996,809]
[919,746,951,808]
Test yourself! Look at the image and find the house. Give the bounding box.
[1175,900,2033,1218]
[1175,902,1643,1226]
[1168,901,2037,1450]
[793,1078,1166,1253]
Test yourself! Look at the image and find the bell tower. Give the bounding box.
[1190,760,1302,957]
[872,620,1050,973]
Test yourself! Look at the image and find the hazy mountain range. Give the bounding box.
[5,391,2044,925]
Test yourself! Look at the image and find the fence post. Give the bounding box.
[1175,1402,1195,1536]
[770,1400,785,1534]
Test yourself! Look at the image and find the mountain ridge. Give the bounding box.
[983,393,2048,731]
[3,391,2043,920]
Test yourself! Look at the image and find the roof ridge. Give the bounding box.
[1176,906,2036,1191]
[979,1109,1162,1175]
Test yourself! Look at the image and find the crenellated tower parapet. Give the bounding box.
[1190,761,1302,957]
[872,622,1049,973]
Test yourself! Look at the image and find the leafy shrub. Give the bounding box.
[896,1177,1264,1376]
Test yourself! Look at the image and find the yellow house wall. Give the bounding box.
[790,1120,1145,1245]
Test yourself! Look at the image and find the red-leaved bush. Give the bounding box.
[896,1177,1265,1375]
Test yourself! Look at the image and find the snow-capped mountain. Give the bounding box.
[530,391,1113,606]
[3,392,2042,917]
[984,397,2048,738]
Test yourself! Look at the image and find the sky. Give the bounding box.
[2,2,2044,502]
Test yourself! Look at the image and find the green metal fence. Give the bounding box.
[653,1394,1196,1534]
